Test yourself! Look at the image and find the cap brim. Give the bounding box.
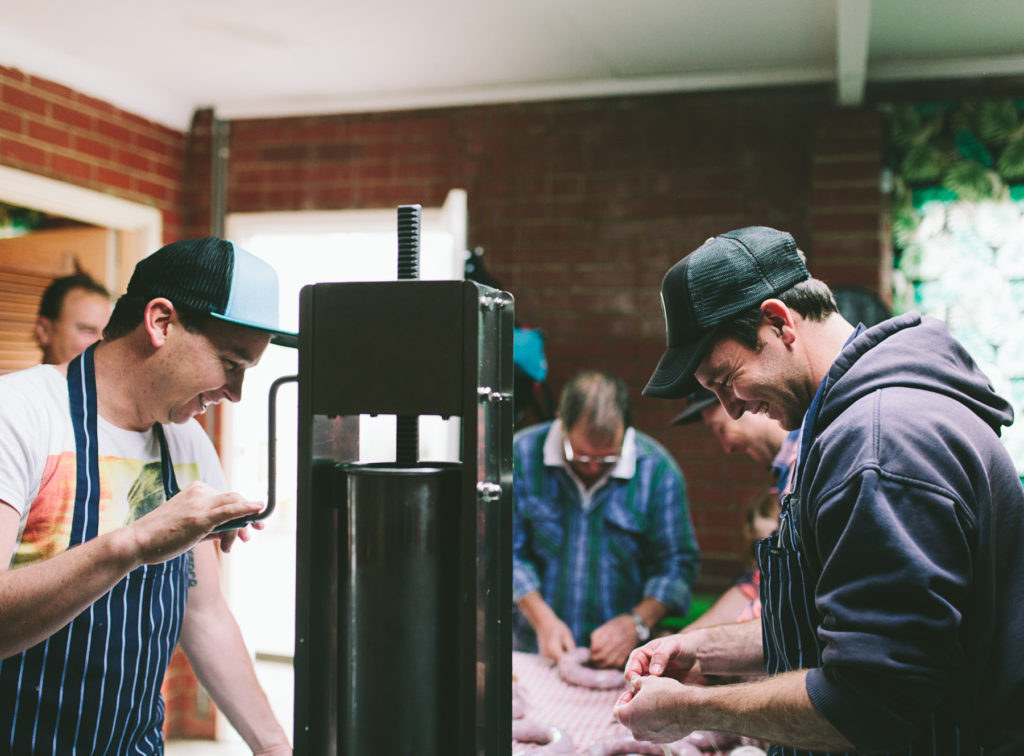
[643,329,717,399]
[270,331,298,349]
[210,312,298,349]
[670,394,718,425]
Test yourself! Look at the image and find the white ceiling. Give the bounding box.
[2,0,1024,132]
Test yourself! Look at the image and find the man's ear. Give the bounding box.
[34,316,53,349]
[142,298,175,347]
[760,299,797,345]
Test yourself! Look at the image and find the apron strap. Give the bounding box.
[67,344,101,545]
[153,422,181,498]
[67,343,180,544]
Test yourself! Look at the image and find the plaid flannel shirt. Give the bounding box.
[512,421,700,650]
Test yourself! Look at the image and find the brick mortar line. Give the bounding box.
[1,133,182,189]
[2,79,184,141]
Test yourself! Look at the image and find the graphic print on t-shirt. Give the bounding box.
[13,453,200,567]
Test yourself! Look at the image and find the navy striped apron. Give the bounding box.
[0,345,191,755]
[757,372,975,755]
[757,490,837,756]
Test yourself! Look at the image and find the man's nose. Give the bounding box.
[224,370,245,402]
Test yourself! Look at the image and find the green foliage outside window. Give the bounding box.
[889,99,1024,476]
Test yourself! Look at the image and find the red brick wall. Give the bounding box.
[210,85,887,591]
[809,109,890,298]
[0,67,891,595]
[0,66,187,240]
[163,651,217,739]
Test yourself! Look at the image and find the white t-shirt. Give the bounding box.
[0,364,225,567]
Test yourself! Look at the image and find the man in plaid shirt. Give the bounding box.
[512,370,700,669]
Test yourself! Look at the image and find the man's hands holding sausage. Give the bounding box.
[614,633,707,742]
[614,674,709,743]
[624,633,704,685]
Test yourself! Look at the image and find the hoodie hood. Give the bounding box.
[816,311,1013,437]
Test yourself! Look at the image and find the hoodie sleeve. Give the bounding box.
[804,464,973,752]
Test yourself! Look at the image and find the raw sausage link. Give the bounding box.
[681,730,741,749]
[586,735,666,755]
[512,717,553,743]
[557,647,625,690]
[585,735,703,755]
[530,727,576,755]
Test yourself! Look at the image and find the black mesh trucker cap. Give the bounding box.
[670,386,718,426]
[644,226,809,399]
[127,237,297,348]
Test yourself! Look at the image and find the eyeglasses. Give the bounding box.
[563,437,621,466]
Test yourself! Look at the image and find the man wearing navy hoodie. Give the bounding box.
[614,226,1024,755]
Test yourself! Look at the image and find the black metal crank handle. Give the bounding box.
[213,373,299,533]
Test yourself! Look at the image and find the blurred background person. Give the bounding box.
[512,369,701,669]
[675,387,794,477]
[672,387,796,630]
[35,271,111,364]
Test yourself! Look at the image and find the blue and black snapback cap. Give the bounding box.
[127,236,297,348]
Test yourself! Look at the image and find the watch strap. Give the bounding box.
[630,612,650,642]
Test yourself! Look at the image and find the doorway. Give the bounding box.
[0,165,162,372]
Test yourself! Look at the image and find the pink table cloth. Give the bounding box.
[512,651,631,753]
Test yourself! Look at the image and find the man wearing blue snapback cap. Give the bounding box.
[0,237,294,753]
[614,227,1024,755]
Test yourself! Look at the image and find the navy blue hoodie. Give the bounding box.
[783,312,1023,754]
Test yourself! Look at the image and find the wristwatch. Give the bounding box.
[629,612,650,643]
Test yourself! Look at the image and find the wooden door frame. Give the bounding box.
[0,165,162,291]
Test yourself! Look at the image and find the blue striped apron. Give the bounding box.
[0,345,191,755]
[757,370,975,755]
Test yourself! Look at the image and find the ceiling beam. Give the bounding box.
[836,0,872,106]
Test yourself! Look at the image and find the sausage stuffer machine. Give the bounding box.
[293,206,514,755]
